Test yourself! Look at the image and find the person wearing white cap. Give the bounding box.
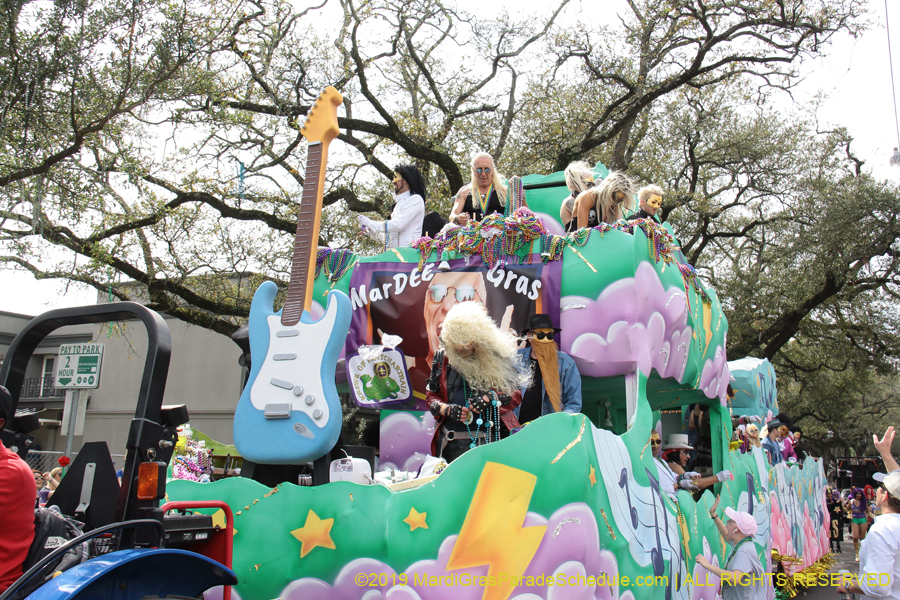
[696,495,766,600]
[662,433,733,493]
[837,469,900,600]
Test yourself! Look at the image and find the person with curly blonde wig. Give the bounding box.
[426,302,529,462]
[569,171,635,231]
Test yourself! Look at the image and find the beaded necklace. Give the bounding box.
[462,378,501,448]
[719,536,753,594]
[477,184,493,217]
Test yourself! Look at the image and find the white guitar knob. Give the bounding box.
[293,385,304,397]
[305,394,316,405]
[313,409,323,420]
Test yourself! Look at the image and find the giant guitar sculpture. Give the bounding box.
[234,87,351,464]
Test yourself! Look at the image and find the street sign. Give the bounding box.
[55,343,104,389]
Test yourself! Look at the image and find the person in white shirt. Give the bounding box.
[838,426,900,600]
[358,164,426,249]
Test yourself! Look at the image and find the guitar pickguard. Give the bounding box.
[234,281,351,464]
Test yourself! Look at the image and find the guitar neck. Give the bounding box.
[282,141,327,326]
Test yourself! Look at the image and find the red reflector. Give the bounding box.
[137,463,159,500]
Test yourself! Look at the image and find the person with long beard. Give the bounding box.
[426,302,529,462]
[515,314,582,425]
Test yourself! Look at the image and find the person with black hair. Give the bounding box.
[358,164,426,249]
[0,385,37,592]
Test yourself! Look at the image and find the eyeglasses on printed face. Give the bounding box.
[475,167,492,175]
[650,438,661,446]
[428,284,478,304]
[532,331,555,341]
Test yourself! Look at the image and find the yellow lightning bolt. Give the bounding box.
[447,462,546,600]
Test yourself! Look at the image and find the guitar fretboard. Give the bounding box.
[282,142,323,326]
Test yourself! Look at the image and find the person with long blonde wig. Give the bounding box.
[745,423,762,448]
[560,161,595,228]
[449,152,511,226]
[570,171,635,231]
[426,302,528,462]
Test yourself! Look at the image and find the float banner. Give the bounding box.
[346,348,413,408]
[345,255,561,405]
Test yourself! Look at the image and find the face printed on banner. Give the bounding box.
[392,172,409,195]
[424,271,487,363]
[472,156,493,192]
[640,194,662,217]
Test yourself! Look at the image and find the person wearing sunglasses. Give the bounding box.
[358,164,426,249]
[449,152,510,226]
[515,314,581,426]
[662,434,733,494]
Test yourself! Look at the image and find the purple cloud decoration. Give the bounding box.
[560,262,729,401]
[380,411,437,472]
[279,503,638,600]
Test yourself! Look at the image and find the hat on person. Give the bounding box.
[0,385,11,426]
[874,471,900,500]
[725,507,758,536]
[523,314,561,333]
[663,433,693,450]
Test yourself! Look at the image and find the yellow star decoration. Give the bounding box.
[403,507,428,531]
[589,465,597,487]
[211,509,238,536]
[291,510,336,558]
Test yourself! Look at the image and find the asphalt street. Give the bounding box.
[794,544,862,600]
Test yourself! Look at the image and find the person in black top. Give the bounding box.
[569,171,636,231]
[515,314,582,425]
[629,185,663,222]
[449,152,509,225]
[560,161,595,229]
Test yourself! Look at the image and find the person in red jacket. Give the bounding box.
[426,302,527,463]
[0,385,36,592]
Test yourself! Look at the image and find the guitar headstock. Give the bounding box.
[301,87,343,145]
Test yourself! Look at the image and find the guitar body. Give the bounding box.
[234,281,351,464]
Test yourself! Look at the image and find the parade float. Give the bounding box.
[0,88,830,600]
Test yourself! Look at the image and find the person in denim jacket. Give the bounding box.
[516,314,582,424]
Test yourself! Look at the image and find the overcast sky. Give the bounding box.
[1,0,898,317]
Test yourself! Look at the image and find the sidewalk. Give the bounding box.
[795,543,859,600]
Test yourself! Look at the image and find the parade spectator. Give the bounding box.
[0,385,37,593]
[449,152,509,226]
[697,496,766,600]
[837,470,900,600]
[358,164,426,249]
[516,314,582,425]
[33,469,49,506]
[559,161,595,229]
[874,425,900,474]
[662,434,732,493]
[762,419,785,465]
[426,302,527,463]
[629,185,663,222]
[569,171,635,231]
